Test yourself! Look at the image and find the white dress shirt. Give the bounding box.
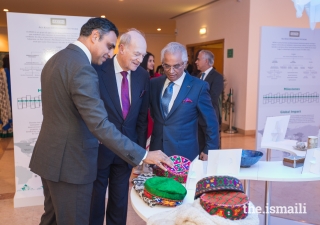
[73,41,91,63]
[113,55,132,109]
[201,67,213,80]
[162,72,186,113]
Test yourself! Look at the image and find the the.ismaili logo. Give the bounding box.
[51,18,66,25]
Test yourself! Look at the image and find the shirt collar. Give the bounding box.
[204,67,213,75]
[114,55,131,75]
[73,41,92,63]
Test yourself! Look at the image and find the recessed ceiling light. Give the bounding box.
[3,9,9,12]
[119,0,124,1]
[157,28,161,31]
[101,15,106,18]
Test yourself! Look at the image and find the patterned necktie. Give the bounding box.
[200,72,205,80]
[120,71,130,119]
[161,82,174,118]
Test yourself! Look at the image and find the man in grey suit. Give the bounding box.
[195,50,224,153]
[29,18,172,225]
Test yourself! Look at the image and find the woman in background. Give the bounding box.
[141,52,161,78]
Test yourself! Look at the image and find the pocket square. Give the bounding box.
[183,98,193,103]
[139,90,146,98]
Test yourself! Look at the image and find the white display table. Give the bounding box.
[130,161,320,224]
[261,140,307,157]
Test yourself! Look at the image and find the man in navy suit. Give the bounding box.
[149,42,219,162]
[89,29,150,225]
[195,50,224,153]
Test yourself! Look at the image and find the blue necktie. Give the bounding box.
[200,72,205,80]
[161,82,174,118]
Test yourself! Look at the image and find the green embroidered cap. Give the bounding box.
[144,176,187,201]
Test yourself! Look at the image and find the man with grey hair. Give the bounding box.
[89,29,150,225]
[149,42,219,161]
[195,50,224,153]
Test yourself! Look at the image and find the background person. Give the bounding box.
[195,50,224,150]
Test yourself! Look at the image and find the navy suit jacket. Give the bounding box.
[149,72,219,161]
[93,58,149,169]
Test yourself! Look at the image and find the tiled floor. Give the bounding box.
[0,134,319,225]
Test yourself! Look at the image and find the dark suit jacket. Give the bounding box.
[29,44,146,184]
[202,68,224,124]
[92,58,149,168]
[149,72,219,161]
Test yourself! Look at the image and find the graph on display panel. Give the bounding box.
[17,95,42,109]
[263,92,319,104]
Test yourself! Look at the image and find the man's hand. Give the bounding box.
[199,152,208,161]
[143,150,174,171]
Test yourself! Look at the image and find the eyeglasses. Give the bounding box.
[162,62,185,71]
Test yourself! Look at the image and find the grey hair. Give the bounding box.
[161,42,188,63]
[119,28,145,47]
[200,50,214,67]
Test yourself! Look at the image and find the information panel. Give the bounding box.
[256,27,320,159]
[7,12,90,207]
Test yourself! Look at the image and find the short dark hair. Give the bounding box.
[2,54,9,69]
[80,18,119,40]
[141,52,154,77]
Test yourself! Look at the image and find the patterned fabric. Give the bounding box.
[120,71,130,119]
[153,155,191,183]
[200,191,249,220]
[144,189,183,207]
[195,176,244,199]
[0,68,12,133]
[132,173,157,207]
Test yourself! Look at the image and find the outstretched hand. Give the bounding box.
[143,150,174,171]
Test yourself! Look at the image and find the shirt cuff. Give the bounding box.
[139,151,148,165]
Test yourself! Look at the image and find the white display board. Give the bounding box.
[256,27,320,160]
[7,12,90,207]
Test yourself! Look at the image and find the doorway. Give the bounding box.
[186,39,224,75]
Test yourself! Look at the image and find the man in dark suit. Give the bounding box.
[89,29,149,225]
[149,42,219,162]
[195,50,224,154]
[29,18,172,225]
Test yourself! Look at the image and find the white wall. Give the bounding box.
[175,0,250,131]
[145,33,176,68]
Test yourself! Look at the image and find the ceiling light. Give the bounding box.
[101,15,106,18]
[3,9,9,12]
[199,27,206,35]
[157,28,161,31]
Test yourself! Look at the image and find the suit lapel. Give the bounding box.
[166,73,193,119]
[101,59,123,119]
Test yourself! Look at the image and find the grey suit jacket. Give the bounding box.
[29,44,146,184]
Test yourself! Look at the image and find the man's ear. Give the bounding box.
[91,30,100,43]
[118,44,125,55]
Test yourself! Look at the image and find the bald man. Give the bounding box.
[89,29,150,225]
